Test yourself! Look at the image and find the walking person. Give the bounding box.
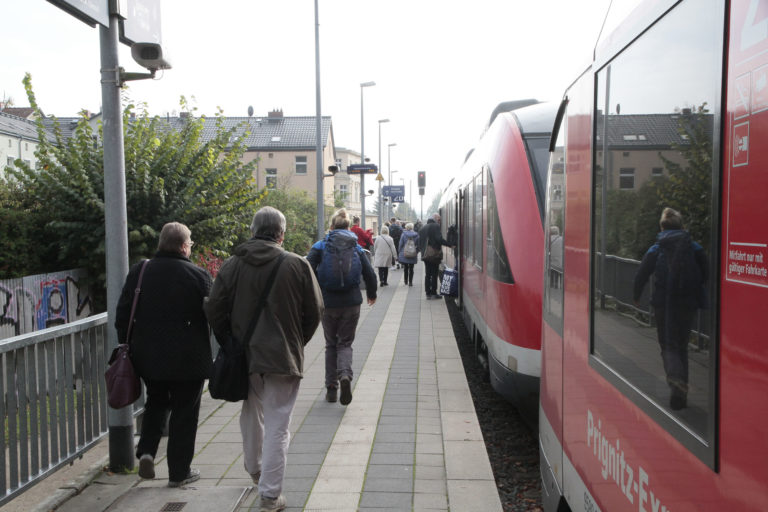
[398,222,420,287]
[388,218,403,269]
[115,222,211,488]
[373,226,398,286]
[307,208,377,406]
[418,213,453,299]
[204,207,323,511]
[350,215,374,250]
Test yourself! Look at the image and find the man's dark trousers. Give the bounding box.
[424,261,440,296]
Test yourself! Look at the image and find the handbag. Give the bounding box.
[105,259,148,409]
[423,244,443,264]
[440,268,459,297]
[209,252,287,402]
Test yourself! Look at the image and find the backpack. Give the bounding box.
[658,231,702,298]
[316,232,362,291]
[403,237,418,259]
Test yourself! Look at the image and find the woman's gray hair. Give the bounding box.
[405,222,414,230]
[158,222,191,253]
[250,206,286,239]
[381,226,389,235]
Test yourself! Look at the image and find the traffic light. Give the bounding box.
[417,171,426,188]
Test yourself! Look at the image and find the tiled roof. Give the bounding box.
[165,115,333,150]
[0,111,43,141]
[1,107,36,119]
[599,113,714,148]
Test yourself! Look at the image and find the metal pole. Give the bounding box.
[100,14,133,472]
[409,179,412,219]
[360,87,365,229]
[314,0,324,239]
[377,123,382,233]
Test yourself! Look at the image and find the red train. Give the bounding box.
[439,100,557,419]
[540,0,768,510]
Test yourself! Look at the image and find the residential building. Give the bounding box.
[0,110,42,177]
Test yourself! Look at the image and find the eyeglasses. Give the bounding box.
[185,240,194,247]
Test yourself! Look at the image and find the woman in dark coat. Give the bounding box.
[115,222,212,487]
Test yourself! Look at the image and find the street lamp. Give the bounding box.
[359,81,376,229]
[388,143,397,186]
[377,118,390,233]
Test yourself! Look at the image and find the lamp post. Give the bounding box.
[387,143,397,186]
[377,119,389,233]
[314,0,325,239]
[360,81,375,229]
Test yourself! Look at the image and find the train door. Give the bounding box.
[540,98,568,511]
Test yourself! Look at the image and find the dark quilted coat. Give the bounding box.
[115,251,212,381]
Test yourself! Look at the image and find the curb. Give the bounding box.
[31,454,111,512]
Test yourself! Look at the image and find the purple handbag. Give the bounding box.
[105,260,148,409]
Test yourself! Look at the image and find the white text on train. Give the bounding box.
[587,410,672,512]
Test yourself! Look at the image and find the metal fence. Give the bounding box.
[596,253,712,348]
[0,312,143,505]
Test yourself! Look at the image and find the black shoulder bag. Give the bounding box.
[209,252,287,402]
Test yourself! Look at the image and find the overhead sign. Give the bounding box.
[346,164,379,175]
[120,0,162,46]
[384,185,405,203]
[47,0,109,28]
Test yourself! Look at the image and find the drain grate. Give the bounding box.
[159,502,187,512]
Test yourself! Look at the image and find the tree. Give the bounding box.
[257,188,322,255]
[8,75,262,308]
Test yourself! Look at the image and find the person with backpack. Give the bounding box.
[633,207,708,411]
[307,208,377,406]
[398,222,420,286]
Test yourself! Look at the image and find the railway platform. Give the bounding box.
[15,264,502,512]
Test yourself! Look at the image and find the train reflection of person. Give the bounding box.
[549,226,563,289]
[633,207,708,411]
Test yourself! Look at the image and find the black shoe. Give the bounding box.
[168,468,200,487]
[138,454,155,479]
[339,377,352,405]
[409,283,413,287]
[433,294,443,299]
[326,387,337,403]
[670,394,687,410]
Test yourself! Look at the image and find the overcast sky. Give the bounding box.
[2,0,641,202]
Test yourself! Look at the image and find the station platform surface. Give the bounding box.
[18,264,503,512]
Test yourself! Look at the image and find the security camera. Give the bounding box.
[327,165,339,175]
[131,42,172,71]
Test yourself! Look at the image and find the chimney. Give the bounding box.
[682,107,692,115]
[180,111,190,119]
[268,108,283,118]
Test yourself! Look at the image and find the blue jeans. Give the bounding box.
[322,305,361,388]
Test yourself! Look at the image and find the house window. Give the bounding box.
[623,151,631,156]
[266,168,277,189]
[652,167,664,177]
[295,156,307,175]
[619,168,635,189]
[339,184,348,200]
[6,156,14,167]
[268,153,274,158]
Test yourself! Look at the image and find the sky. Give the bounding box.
[1,0,641,203]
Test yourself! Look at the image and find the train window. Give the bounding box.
[464,184,472,262]
[486,167,514,284]
[591,0,721,463]
[544,114,566,333]
[473,172,483,268]
[524,136,552,224]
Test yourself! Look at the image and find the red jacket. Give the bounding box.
[350,225,373,249]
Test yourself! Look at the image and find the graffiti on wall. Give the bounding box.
[0,269,92,340]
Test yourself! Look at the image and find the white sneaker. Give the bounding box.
[260,494,286,511]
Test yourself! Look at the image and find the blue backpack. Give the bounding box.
[317,232,362,291]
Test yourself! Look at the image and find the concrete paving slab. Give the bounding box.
[102,485,249,512]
